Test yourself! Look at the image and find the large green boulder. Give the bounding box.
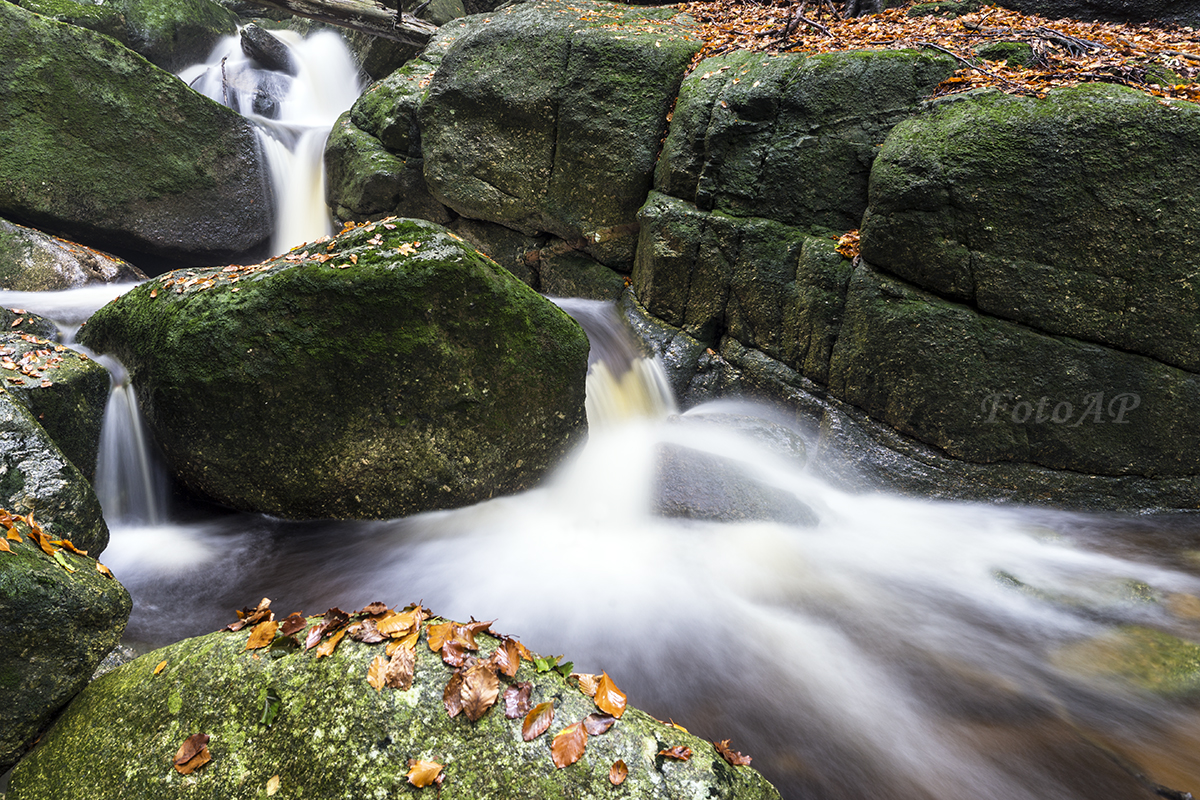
[0,218,145,291]
[418,0,702,269]
[0,2,272,265]
[827,264,1200,478]
[8,610,779,799]
[77,218,589,520]
[0,518,129,773]
[655,49,956,233]
[860,84,1200,373]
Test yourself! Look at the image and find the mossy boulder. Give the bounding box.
[77,218,589,520]
[654,48,956,233]
[0,218,145,291]
[6,0,127,41]
[827,264,1200,478]
[418,0,703,269]
[0,1,272,265]
[996,0,1200,24]
[0,523,130,773]
[860,84,1200,373]
[974,40,1035,67]
[1052,626,1200,697]
[7,612,780,800]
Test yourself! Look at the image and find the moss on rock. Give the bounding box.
[78,218,589,520]
[0,217,144,291]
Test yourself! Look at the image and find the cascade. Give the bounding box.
[179,28,364,255]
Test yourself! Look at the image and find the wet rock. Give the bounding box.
[0,218,145,291]
[240,22,296,74]
[78,218,589,520]
[996,0,1200,24]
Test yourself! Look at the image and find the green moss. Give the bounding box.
[1054,626,1200,697]
[974,40,1035,68]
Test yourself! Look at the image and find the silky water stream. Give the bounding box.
[7,284,1200,800]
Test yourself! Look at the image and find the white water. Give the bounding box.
[179,29,364,255]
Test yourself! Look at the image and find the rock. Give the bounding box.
[116,0,240,72]
[240,22,296,74]
[7,613,781,800]
[1051,626,1200,698]
[0,218,146,291]
[77,218,589,520]
[0,2,272,266]
[0,391,109,553]
[0,522,130,773]
[419,0,702,269]
[0,308,58,342]
[655,48,955,233]
[827,263,1200,479]
[6,0,127,42]
[0,332,111,482]
[860,84,1200,373]
[538,250,626,302]
[448,217,546,288]
[907,0,981,16]
[996,0,1200,24]
[974,40,1035,67]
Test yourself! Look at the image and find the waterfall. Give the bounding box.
[179,27,365,255]
[92,358,167,525]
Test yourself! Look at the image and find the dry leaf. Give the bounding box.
[387,645,416,690]
[96,561,114,579]
[583,713,615,736]
[348,619,386,644]
[713,739,752,766]
[522,701,554,741]
[315,627,348,658]
[173,733,211,775]
[153,660,168,675]
[443,670,465,718]
[427,621,454,652]
[573,673,599,697]
[279,613,307,637]
[492,637,521,678]
[360,601,390,616]
[504,682,533,719]
[460,663,500,721]
[594,672,627,718]
[266,774,281,795]
[551,723,587,769]
[245,620,278,650]
[407,758,443,788]
[658,745,692,761]
[441,640,470,667]
[367,654,388,692]
[387,629,420,654]
[609,759,628,786]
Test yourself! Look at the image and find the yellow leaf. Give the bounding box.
[315,626,348,658]
[407,759,443,788]
[246,620,278,650]
[266,775,281,796]
[367,654,387,692]
[154,660,167,675]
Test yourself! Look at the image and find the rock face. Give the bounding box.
[0,1,272,265]
[0,218,146,291]
[7,612,780,800]
[0,522,130,773]
[78,218,590,520]
[997,0,1200,24]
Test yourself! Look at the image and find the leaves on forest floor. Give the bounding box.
[680,0,1200,102]
[523,701,555,741]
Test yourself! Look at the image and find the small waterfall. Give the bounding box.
[179,28,364,255]
[92,358,167,525]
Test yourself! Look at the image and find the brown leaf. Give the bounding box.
[377,609,418,638]
[573,673,599,697]
[173,733,211,774]
[386,645,416,690]
[441,640,470,667]
[279,612,307,637]
[245,620,278,650]
[387,628,420,654]
[443,671,465,718]
[360,601,390,616]
[492,637,521,678]
[551,722,587,769]
[522,701,554,741]
[594,671,627,718]
[609,759,628,786]
[347,619,386,644]
[713,739,752,767]
[426,621,455,652]
[503,682,533,719]
[367,654,387,692]
[583,713,615,736]
[314,626,348,658]
[658,745,692,761]
[406,758,443,788]
[515,640,535,662]
[460,663,500,722]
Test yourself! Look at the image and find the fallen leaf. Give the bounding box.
[594,672,627,718]
[551,722,588,768]
[279,613,307,637]
[387,629,420,654]
[173,733,211,774]
[367,654,388,692]
[658,745,692,761]
[443,670,465,717]
[461,663,500,721]
[314,626,348,658]
[407,758,443,788]
[441,640,470,667]
[573,673,599,697]
[0,539,9,553]
[583,712,616,736]
[347,619,386,644]
[522,701,555,741]
[153,660,167,675]
[245,620,278,650]
[426,620,455,652]
[96,562,115,579]
[504,681,533,719]
[609,759,628,786]
[360,601,390,616]
[713,739,752,766]
[266,775,281,795]
[387,645,416,690]
[492,637,521,678]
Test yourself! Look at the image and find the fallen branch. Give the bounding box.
[915,40,1028,92]
[234,0,437,47]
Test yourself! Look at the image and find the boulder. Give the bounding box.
[239,22,296,74]
[860,84,1200,373]
[655,48,956,233]
[7,610,780,800]
[418,0,703,269]
[0,1,272,266]
[0,518,130,773]
[997,0,1200,24]
[0,218,146,291]
[6,0,127,42]
[78,217,590,520]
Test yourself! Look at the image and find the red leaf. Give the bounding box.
[278,613,306,637]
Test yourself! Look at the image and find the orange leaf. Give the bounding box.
[245,620,278,650]
[173,733,211,774]
[153,660,167,675]
[573,673,599,697]
[522,701,554,741]
[609,759,628,786]
[713,739,752,766]
[551,723,587,769]
[5,526,20,541]
[427,621,454,652]
[315,626,348,658]
[386,645,416,690]
[367,654,387,692]
[387,629,420,654]
[406,758,443,788]
[658,745,692,761]
[594,672,627,718]
[443,670,465,718]
[96,562,115,579]
[460,663,500,722]
[0,538,9,553]
[491,636,521,678]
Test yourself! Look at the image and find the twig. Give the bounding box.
[1163,49,1200,63]
[220,57,229,108]
[799,13,834,37]
[915,40,1027,92]
[1025,25,1105,56]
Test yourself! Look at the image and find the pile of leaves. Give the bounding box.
[0,508,113,577]
[177,598,753,790]
[0,332,78,389]
[680,0,1200,101]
